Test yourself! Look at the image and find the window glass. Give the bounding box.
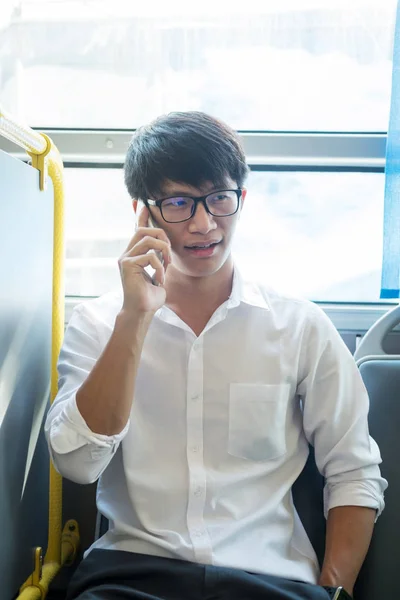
[64,168,387,302]
[235,171,385,302]
[0,0,397,131]
[64,168,134,296]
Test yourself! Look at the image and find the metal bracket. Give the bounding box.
[19,547,45,598]
[28,133,52,192]
[61,519,80,566]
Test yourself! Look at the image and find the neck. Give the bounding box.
[164,256,234,317]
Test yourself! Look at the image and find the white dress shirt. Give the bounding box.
[45,269,387,585]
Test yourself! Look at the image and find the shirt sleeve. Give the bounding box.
[297,302,388,520]
[44,303,130,485]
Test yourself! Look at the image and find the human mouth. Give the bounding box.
[184,240,221,257]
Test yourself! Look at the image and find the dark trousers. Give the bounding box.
[66,550,330,600]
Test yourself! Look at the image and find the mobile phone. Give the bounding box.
[137,200,164,286]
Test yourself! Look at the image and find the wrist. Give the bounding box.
[319,576,341,588]
[118,301,155,321]
[319,566,341,588]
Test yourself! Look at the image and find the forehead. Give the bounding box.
[159,177,236,197]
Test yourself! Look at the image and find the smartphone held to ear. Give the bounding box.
[137,200,165,286]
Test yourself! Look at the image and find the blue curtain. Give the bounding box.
[381,1,400,299]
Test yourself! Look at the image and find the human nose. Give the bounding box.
[188,200,217,234]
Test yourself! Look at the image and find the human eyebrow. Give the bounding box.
[160,186,228,198]
[160,191,195,198]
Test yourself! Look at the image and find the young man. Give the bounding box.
[45,112,387,600]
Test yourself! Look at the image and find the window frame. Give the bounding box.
[1,129,395,332]
[1,130,386,170]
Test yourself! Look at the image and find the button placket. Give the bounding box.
[186,335,212,563]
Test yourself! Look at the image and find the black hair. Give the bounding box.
[124,111,249,200]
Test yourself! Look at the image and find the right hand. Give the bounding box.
[118,205,172,314]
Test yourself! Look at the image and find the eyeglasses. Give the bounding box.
[147,189,242,223]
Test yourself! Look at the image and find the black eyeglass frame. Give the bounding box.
[146,188,242,223]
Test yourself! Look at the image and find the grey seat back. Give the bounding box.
[292,447,325,568]
[353,305,400,599]
[354,358,400,599]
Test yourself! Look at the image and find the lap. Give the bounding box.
[67,550,329,600]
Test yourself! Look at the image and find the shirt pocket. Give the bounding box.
[228,383,290,462]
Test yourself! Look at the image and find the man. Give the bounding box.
[45,112,387,600]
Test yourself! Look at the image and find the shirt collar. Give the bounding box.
[156,265,270,325]
[227,267,270,311]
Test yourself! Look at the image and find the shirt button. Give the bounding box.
[191,393,199,401]
[194,487,203,497]
[193,529,203,538]
[191,446,199,453]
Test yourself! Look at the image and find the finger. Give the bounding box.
[121,253,165,286]
[124,226,170,254]
[125,236,172,266]
[137,203,150,229]
[136,203,171,245]
[137,252,165,286]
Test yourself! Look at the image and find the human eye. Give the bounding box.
[163,196,190,208]
[209,191,232,202]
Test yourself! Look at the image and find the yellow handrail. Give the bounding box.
[0,105,80,598]
[0,107,47,154]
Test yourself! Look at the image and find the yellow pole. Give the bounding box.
[31,136,66,567]
[0,106,80,599]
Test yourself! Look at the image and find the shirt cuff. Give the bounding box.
[49,394,130,455]
[323,480,386,522]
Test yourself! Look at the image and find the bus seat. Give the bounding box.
[0,149,54,600]
[293,305,400,599]
[353,305,400,599]
[292,447,326,568]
